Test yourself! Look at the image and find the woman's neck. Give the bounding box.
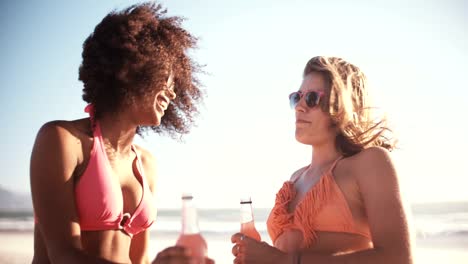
[310,140,341,169]
[97,111,138,158]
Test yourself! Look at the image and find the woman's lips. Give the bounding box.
[296,119,311,124]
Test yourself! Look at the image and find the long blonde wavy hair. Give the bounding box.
[304,56,396,156]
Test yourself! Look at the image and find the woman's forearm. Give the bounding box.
[289,247,412,264]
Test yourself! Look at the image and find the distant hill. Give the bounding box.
[0,186,33,212]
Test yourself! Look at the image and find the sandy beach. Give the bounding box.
[2,231,468,264]
[0,232,34,264]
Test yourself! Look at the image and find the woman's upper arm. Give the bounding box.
[354,147,412,259]
[30,122,82,261]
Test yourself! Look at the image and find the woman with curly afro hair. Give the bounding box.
[231,56,413,264]
[30,2,213,264]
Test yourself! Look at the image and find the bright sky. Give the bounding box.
[1,0,467,209]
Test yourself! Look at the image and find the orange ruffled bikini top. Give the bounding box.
[266,157,371,249]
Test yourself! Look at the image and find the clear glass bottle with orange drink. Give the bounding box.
[240,197,261,241]
[176,194,208,262]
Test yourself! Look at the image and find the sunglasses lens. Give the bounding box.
[305,92,319,108]
[289,92,301,108]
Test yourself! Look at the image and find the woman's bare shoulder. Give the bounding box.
[342,146,391,166]
[36,118,91,141]
[342,146,395,182]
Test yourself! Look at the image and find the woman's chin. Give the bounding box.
[295,133,313,145]
[139,114,162,127]
[152,116,162,126]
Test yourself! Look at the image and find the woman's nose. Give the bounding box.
[295,98,306,113]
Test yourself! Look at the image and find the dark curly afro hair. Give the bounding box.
[79,2,204,137]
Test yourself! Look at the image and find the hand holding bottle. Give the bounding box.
[240,197,261,241]
[231,233,287,264]
[152,246,215,264]
[175,194,212,264]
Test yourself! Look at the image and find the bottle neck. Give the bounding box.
[240,201,254,224]
[181,198,200,234]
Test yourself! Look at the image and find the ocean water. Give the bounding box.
[410,202,468,249]
[1,201,468,262]
[2,202,468,240]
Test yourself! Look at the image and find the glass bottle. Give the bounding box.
[175,194,208,261]
[240,197,261,241]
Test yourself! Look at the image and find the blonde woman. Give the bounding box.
[232,56,412,264]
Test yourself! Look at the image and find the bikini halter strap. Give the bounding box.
[84,104,95,124]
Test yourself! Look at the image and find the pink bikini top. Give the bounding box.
[74,105,156,237]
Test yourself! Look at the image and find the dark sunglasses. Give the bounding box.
[289,90,324,109]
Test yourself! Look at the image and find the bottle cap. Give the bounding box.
[181,193,194,200]
[240,196,252,204]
